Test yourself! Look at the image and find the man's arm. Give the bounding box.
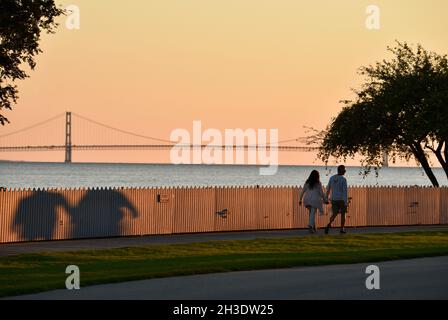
[325,177,332,200]
[342,178,348,205]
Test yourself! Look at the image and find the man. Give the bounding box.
[325,165,348,234]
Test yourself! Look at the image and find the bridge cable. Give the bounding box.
[71,112,175,144]
[277,137,309,144]
[72,113,315,146]
[0,113,66,139]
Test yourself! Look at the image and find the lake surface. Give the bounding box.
[0,162,446,189]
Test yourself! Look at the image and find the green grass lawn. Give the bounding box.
[1,230,448,297]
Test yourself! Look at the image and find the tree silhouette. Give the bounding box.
[318,41,448,187]
[13,190,69,241]
[0,0,64,125]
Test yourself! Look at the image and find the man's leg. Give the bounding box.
[325,202,339,234]
[340,203,347,233]
[327,212,338,226]
[339,213,346,233]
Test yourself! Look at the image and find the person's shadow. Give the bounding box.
[70,189,138,238]
[13,190,69,241]
[13,189,138,241]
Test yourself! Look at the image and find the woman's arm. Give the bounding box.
[320,183,328,203]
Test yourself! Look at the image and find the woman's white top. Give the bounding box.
[299,182,327,213]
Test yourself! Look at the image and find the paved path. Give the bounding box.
[1,225,447,256]
[8,256,448,300]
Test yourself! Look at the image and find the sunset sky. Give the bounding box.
[1,0,447,165]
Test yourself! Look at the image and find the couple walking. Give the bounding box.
[299,165,348,234]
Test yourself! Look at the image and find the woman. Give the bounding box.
[299,170,328,233]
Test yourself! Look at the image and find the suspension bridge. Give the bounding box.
[0,112,323,163]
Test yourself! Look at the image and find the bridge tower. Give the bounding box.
[65,112,72,163]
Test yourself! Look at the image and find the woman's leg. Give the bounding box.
[309,207,316,230]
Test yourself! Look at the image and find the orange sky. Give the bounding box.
[1,0,447,165]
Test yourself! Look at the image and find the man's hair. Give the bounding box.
[337,165,346,175]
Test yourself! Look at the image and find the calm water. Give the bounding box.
[0,162,446,189]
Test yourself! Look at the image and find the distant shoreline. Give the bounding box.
[0,160,442,169]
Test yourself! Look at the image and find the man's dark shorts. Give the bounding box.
[331,200,347,216]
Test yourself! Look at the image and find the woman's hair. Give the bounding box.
[305,170,320,189]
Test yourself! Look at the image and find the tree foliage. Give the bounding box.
[0,0,64,125]
[319,41,448,187]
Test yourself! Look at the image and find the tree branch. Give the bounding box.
[410,143,440,187]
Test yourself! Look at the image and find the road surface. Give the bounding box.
[7,256,448,300]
